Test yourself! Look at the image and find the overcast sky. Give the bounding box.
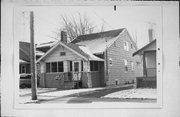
[19,6,161,49]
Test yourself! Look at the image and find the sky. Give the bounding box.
[19,6,161,49]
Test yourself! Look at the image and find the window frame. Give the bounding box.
[124,59,128,72]
[124,41,129,51]
[60,52,66,56]
[46,61,64,73]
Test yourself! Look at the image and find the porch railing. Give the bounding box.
[55,72,86,81]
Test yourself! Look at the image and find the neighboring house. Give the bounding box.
[37,29,142,89]
[19,41,44,75]
[133,39,156,88]
[19,41,31,75]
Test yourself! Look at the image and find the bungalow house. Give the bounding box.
[133,39,156,88]
[37,29,143,89]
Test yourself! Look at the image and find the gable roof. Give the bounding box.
[71,28,125,43]
[19,41,45,62]
[71,28,136,54]
[133,39,156,56]
[37,41,104,63]
[36,41,57,52]
[19,41,30,62]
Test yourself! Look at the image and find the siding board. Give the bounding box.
[106,30,143,85]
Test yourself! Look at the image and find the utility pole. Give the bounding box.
[30,11,37,100]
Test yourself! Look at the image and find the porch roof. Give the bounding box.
[19,59,29,63]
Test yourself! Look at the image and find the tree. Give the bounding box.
[57,13,105,41]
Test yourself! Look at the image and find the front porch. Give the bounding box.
[39,60,105,89]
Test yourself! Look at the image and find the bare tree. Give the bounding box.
[57,13,105,41]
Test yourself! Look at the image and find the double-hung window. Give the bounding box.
[124,59,128,71]
[124,41,129,51]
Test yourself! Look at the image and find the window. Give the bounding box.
[124,59,128,71]
[90,61,99,71]
[60,52,66,56]
[21,65,26,73]
[114,42,116,47]
[46,63,50,73]
[124,41,129,51]
[74,62,79,72]
[36,64,40,71]
[70,61,72,71]
[26,64,30,73]
[131,44,133,48]
[51,62,57,72]
[46,61,64,73]
[58,62,64,72]
[81,61,83,71]
[131,61,134,71]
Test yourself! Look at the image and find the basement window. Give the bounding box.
[60,52,66,56]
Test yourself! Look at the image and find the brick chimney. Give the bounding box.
[148,28,153,42]
[61,31,67,43]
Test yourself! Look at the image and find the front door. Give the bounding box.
[72,61,81,80]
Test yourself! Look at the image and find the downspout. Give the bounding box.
[105,38,109,85]
[143,52,147,77]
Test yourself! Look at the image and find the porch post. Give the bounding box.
[86,61,92,88]
[39,62,46,87]
[143,52,147,77]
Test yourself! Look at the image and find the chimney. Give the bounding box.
[61,31,67,43]
[148,28,153,42]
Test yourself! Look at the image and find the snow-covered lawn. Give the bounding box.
[37,88,103,97]
[19,87,104,104]
[19,88,57,96]
[102,88,156,99]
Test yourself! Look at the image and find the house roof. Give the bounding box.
[133,39,156,56]
[36,41,57,52]
[71,28,131,54]
[72,28,125,43]
[37,41,104,63]
[19,41,45,62]
[19,41,30,62]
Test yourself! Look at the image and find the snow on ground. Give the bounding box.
[102,88,157,99]
[37,88,103,97]
[19,87,103,104]
[19,88,57,96]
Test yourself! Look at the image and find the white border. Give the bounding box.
[2,1,180,117]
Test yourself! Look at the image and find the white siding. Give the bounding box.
[43,44,82,62]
